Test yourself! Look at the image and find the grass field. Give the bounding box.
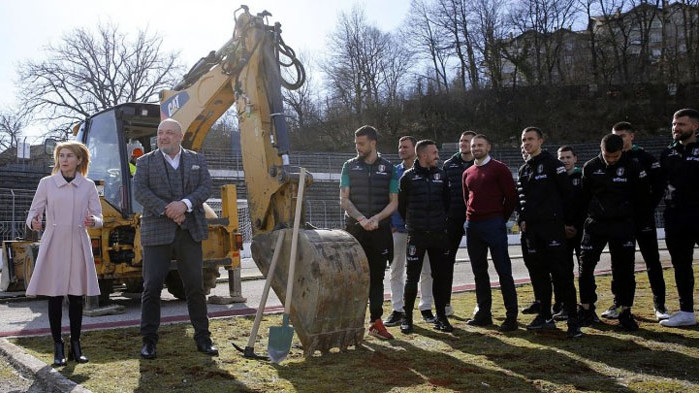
[10,268,699,393]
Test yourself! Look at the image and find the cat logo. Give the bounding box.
[616,167,625,176]
[537,164,544,173]
[378,164,386,172]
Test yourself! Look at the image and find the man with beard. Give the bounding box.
[397,140,452,333]
[340,125,399,340]
[384,136,436,328]
[462,135,519,331]
[517,127,581,338]
[659,108,699,327]
[442,131,476,315]
[605,122,669,321]
[578,134,649,331]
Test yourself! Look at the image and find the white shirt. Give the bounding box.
[475,155,492,167]
[161,147,192,212]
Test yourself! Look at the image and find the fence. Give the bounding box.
[0,187,669,244]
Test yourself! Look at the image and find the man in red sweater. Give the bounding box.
[462,134,519,331]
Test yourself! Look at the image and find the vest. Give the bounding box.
[346,156,394,224]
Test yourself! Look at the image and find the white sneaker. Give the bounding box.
[601,304,620,319]
[445,304,454,316]
[654,306,670,321]
[659,311,697,327]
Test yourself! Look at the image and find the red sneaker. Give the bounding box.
[368,319,394,340]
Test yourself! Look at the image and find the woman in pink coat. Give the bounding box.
[26,141,102,367]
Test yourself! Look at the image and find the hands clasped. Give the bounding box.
[358,215,380,231]
[165,201,187,225]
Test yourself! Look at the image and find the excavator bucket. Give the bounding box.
[251,228,369,357]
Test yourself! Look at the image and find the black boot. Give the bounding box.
[53,341,67,367]
[69,339,89,363]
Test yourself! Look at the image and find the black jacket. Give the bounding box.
[581,153,649,233]
[443,152,474,226]
[517,150,573,225]
[398,160,450,233]
[568,167,585,230]
[627,145,664,211]
[660,140,699,211]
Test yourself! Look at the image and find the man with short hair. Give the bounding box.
[340,125,399,340]
[608,122,668,321]
[518,127,581,338]
[554,145,583,321]
[384,136,436,328]
[659,108,699,327]
[442,131,476,315]
[462,135,519,331]
[135,118,217,359]
[578,134,649,331]
[398,140,452,333]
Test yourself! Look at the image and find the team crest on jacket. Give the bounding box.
[378,164,386,172]
[434,173,441,180]
[616,167,625,176]
[408,245,416,256]
[693,148,699,156]
[537,164,544,173]
[572,178,580,186]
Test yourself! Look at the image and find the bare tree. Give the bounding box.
[678,0,699,82]
[471,0,511,87]
[0,109,28,152]
[435,0,480,90]
[510,0,581,85]
[403,0,452,93]
[17,23,182,135]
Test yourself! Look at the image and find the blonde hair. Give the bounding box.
[52,141,90,176]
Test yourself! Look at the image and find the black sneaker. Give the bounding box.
[499,317,518,332]
[522,301,541,315]
[421,310,437,323]
[578,305,600,327]
[433,316,454,332]
[553,308,569,321]
[400,316,413,334]
[566,323,583,338]
[618,308,639,331]
[384,310,404,327]
[552,302,563,315]
[466,314,493,326]
[526,315,556,330]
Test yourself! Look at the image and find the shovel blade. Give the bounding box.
[268,315,294,363]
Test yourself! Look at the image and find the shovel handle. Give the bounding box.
[284,168,306,315]
[246,231,285,349]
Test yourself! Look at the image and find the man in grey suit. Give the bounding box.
[134,118,218,359]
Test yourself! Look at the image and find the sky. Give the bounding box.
[0,0,411,142]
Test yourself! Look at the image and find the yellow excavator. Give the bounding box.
[1,6,369,356]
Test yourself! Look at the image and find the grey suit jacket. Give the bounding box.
[134,148,212,247]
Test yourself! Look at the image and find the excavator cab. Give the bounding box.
[75,103,161,217]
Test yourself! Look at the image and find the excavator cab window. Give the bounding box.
[83,110,127,213]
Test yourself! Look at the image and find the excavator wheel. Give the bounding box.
[251,228,369,358]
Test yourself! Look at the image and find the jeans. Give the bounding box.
[466,217,518,319]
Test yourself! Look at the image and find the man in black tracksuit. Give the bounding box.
[658,108,699,328]
[578,133,649,331]
[609,122,668,321]
[442,131,475,314]
[553,145,584,321]
[398,140,452,333]
[518,127,581,338]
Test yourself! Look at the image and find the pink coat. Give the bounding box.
[25,173,103,296]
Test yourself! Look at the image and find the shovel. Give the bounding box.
[232,230,285,360]
[268,168,306,363]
